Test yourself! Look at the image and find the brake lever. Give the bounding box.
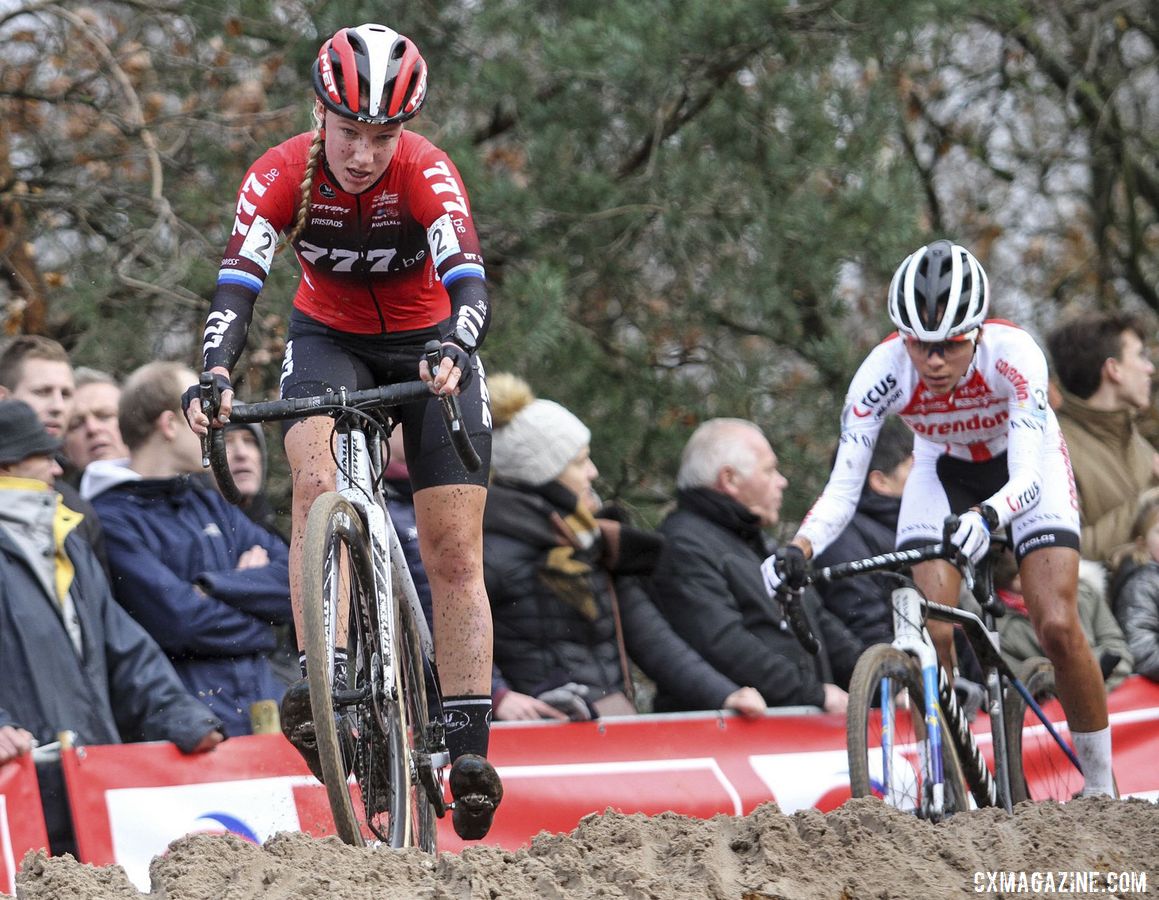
[940,514,976,591]
[779,585,820,656]
[198,372,220,468]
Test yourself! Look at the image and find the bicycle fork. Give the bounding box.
[891,587,947,817]
[892,587,1008,812]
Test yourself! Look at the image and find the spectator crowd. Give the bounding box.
[2,306,1158,849]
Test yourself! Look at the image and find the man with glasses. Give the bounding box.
[1047,312,1158,564]
[761,239,1116,798]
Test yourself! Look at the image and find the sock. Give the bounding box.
[1072,727,1115,797]
[442,695,492,761]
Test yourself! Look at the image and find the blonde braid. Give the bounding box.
[281,125,324,252]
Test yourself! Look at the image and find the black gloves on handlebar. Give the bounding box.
[438,334,476,390]
[775,544,809,590]
[181,372,233,418]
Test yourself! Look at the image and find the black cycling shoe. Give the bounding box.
[280,678,354,784]
[449,754,503,840]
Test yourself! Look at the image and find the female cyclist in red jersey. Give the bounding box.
[184,23,501,838]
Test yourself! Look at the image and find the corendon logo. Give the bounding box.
[909,409,1009,437]
[851,374,898,417]
[994,358,1030,402]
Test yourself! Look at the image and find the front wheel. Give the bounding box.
[301,493,421,847]
[847,645,971,819]
[1004,657,1084,803]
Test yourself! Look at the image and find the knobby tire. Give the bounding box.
[847,645,971,819]
[302,492,424,847]
[1003,657,1082,803]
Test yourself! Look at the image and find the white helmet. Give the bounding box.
[887,240,989,341]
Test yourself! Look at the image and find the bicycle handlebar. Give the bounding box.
[809,516,972,587]
[775,517,973,654]
[199,341,481,504]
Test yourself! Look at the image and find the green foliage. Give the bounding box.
[4,0,1154,531]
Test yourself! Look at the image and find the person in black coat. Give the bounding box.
[485,375,766,721]
[813,416,914,650]
[651,418,862,714]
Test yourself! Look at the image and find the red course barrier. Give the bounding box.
[0,675,1155,892]
[0,755,48,895]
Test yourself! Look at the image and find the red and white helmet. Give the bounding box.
[887,240,989,341]
[312,24,428,124]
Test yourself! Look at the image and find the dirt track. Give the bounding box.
[14,795,1159,899]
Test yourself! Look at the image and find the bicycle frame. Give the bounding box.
[812,534,1079,815]
[900,589,1007,811]
[332,415,405,717]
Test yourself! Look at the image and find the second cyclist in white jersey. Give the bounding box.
[762,239,1115,797]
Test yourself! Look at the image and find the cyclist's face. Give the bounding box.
[321,107,404,194]
[557,446,599,512]
[903,330,978,397]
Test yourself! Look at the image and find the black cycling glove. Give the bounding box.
[775,545,809,589]
[181,372,233,418]
[438,336,475,390]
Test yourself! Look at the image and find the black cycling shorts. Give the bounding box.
[279,309,491,491]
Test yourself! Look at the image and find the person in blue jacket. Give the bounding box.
[87,361,293,737]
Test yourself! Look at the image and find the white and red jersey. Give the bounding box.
[797,320,1061,556]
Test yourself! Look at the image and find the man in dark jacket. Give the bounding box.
[0,399,223,853]
[87,361,293,737]
[813,416,913,650]
[651,418,861,713]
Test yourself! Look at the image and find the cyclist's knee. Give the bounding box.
[1034,611,1084,662]
[423,541,484,591]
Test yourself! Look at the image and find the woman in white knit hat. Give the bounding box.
[484,374,766,721]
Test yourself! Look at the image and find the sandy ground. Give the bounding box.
[14,796,1159,899]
